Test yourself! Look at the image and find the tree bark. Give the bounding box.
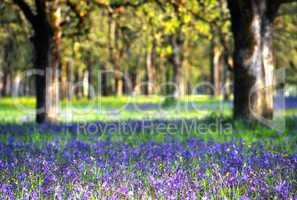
[146,45,154,95]
[87,53,93,99]
[170,34,185,97]
[60,61,70,100]
[1,70,9,96]
[155,55,164,95]
[227,0,281,120]
[32,27,60,123]
[210,39,222,96]
[115,28,124,97]
[115,74,123,96]
[100,65,109,96]
[169,2,186,97]
[47,0,61,121]
[74,68,82,98]
[108,13,123,96]
[2,38,13,97]
[129,70,137,94]
[32,29,51,123]
[14,0,61,123]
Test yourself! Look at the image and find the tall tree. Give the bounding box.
[12,0,61,123]
[227,0,297,120]
[168,1,186,97]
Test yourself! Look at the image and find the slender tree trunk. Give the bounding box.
[170,3,186,97]
[87,54,93,99]
[210,39,221,96]
[115,35,123,97]
[130,70,137,93]
[108,13,123,96]
[187,82,192,95]
[12,72,21,96]
[155,56,163,95]
[170,34,185,97]
[146,46,154,95]
[1,70,9,96]
[60,61,69,100]
[115,75,123,96]
[223,64,232,101]
[227,0,280,120]
[74,68,81,98]
[46,0,61,122]
[82,69,88,97]
[60,60,71,100]
[2,38,13,97]
[107,17,115,94]
[100,65,108,96]
[66,61,71,100]
[165,64,172,95]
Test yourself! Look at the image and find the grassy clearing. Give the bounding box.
[0,96,296,153]
[0,96,231,123]
[0,97,296,199]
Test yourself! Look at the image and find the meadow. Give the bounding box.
[0,97,296,199]
[2,0,297,198]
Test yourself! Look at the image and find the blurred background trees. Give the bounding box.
[0,0,296,123]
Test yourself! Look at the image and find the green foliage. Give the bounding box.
[0,0,296,102]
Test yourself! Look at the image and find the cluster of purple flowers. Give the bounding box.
[0,139,296,199]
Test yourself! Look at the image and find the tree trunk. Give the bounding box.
[12,72,21,96]
[170,34,185,97]
[87,62,93,99]
[223,64,232,101]
[33,28,60,123]
[60,61,70,100]
[129,70,137,93]
[1,70,9,96]
[46,51,60,122]
[43,0,61,122]
[210,39,221,96]
[108,13,123,96]
[108,14,115,95]
[86,53,93,99]
[146,46,154,95]
[115,77,123,96]
[114,36,123,97]
[74,68,81,98]
[2,38,13,97]
[100,65,109,96]
[227,0,280,120]
[14,0,61,123]
[155,56,163,95]
[32,31,51,123]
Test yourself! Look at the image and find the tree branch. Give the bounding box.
[13,0,36,25]
[35,0,47,18]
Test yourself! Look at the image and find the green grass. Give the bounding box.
[0,96,296,153]
[1,116,296,154]
[0,96,232,123]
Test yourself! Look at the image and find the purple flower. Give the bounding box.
[16,172,26,181]
[274,181,290,199]
[240,195,250,200]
